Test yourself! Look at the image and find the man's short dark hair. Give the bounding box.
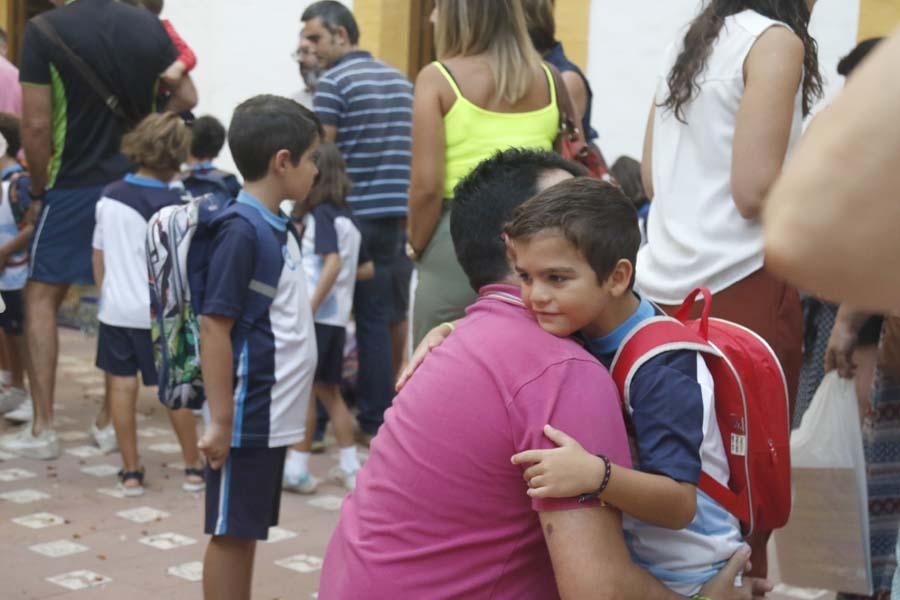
[450,148,587,291]
[0,112,21,158]
[190,115,227,160]
[505,177,641,285]
[302,1,360,45]
[228,95,323,182]
[837,37,884,77]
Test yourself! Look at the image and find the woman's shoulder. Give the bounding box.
[730,9,801,42]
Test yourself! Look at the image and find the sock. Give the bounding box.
[285,450,311,480]
[339,445,360,474]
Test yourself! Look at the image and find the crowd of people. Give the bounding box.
[0,0,897,599]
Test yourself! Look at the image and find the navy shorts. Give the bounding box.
[315,323,346,385]
[205,446,287,540]
[95,323,158,386]
[0,290,24,335]
[29,185,104,285]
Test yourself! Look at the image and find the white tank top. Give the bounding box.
[636,10,803,305]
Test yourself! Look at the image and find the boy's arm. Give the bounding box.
[514,425,697,529]
[161,19,197,73]
[198,315,235,470]
[0,224,35,269]
[91,249,104,290]
[356,260,374,281]
[310,252,341,315]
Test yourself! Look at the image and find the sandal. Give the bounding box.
[183,466,206,492]
[117,468,145,497]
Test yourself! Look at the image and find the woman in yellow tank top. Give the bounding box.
[408,0,560,345]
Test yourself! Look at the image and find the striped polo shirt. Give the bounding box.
[313,50,413,220]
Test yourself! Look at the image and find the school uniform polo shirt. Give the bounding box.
[92,174,183,328]
[201,191,317,448]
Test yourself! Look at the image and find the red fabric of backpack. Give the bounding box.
[609,288,792,535]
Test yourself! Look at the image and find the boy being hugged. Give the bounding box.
[93,113,204,493]
[197,95,321,600]
[506,177,747,597]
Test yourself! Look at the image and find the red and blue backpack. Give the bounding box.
[609,288,792,535]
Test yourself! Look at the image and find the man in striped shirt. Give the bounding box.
[302,1,413,442]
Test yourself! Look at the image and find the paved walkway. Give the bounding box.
[1,328,343,599]
[0,328,841,599]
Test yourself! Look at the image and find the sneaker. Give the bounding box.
[330,466,357,491]
[0,387,27,414]
[90,422,118,454]
[2,391,32,422]
[283,472,319,494]
[2,428,60,460]
[118,469,145,498]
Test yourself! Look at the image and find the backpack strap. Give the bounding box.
[697,472,751,526]
[609,316,717,410]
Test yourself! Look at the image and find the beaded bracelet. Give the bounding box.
[577,454,611,504]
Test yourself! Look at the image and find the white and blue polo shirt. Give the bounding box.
[588,296,745,595]
[0,164,28,291]
[200,191,317,449]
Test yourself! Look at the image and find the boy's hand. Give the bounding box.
[698,548,773,599]
[198,423,231,470]
[510,425,607,499]
[395,322,454,391]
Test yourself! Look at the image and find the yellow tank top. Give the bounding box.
[436,62,560,200]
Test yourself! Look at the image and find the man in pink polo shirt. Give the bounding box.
[319,150,751,600]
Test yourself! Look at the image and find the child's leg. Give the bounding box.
[317,383,354,447]
[203,536,256,600]
[168,408,204,487]
[0,330,11,387]
[284,392,316,487]
[108,373,141,486]
[6,334,26,390]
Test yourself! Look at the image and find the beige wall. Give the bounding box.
[355,0,412,73]
[555,0,590,69]
[860,0,900,38]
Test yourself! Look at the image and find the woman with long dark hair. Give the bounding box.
[636,0,821,579]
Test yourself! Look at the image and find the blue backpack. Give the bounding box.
[147,197,283,409]
[180,168,241,201]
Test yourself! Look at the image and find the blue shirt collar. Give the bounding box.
[191,162,216,172]
[1,164,23,181]
[237,190,288,232]
[588,294,656,356]
[125,173,169,189]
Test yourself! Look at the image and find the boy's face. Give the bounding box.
[284,139,320,203]
[510,230,612,339]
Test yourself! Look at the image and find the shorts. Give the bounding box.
[315,323,346,385]
[0,290,24,335]
[95,323,158,386]
[29,185,104,285]
[205,446,287,540]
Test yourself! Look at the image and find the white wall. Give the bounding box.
[161,0,352,174]
[586,0,860,163]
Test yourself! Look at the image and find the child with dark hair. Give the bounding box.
[505,177,746,596]
[0,113,32,416]
[283,143,373,494]
[197,95,322,600]
[611,156,650,244]
[182,115,242,199]
[92,112,204,496]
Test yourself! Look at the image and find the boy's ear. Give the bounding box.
[271,149,293,175]
[608,259,634,297]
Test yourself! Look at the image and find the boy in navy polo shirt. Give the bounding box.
[197,95,321,600]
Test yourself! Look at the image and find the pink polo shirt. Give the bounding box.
[0,58,22,116]
[319,285,632,599]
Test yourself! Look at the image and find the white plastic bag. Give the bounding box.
[775,372,873,596]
